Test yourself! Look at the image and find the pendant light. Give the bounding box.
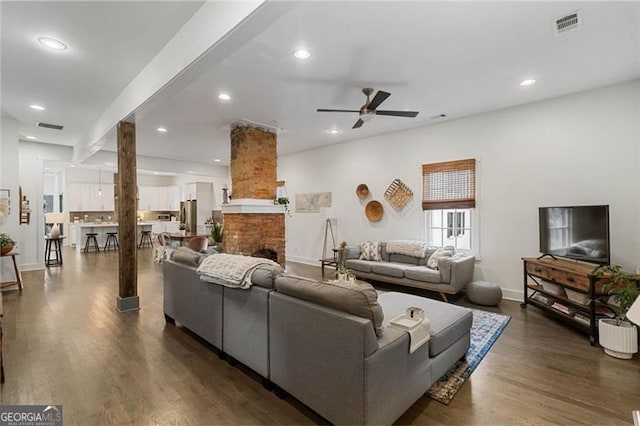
[98,167,102,197]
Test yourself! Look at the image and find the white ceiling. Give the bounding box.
[3,1,639,170]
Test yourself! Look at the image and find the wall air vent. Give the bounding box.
[37,122,64,130]
[554,10,582,34]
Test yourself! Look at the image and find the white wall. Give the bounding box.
[0,118,21,282]
[18,142,72,270]
[279,80,640,300]
[170,174,230,210]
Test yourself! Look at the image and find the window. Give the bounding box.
[422,159,476,251]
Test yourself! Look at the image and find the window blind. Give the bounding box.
[422,158,476,210]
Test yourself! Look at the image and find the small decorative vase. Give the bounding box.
[1,245,13,256]
[50,223,61,238]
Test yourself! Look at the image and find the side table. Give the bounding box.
[319,248,340,279]
[45,236,65,266]
[0,252,22,291]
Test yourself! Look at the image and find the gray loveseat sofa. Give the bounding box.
[163,250,473,425]
[342,242,475,301]
[163,248,283,380]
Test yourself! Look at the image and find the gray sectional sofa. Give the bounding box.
[163,251,473,425]
[342,242,475,301]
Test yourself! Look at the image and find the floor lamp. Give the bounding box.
[322,207,337,261]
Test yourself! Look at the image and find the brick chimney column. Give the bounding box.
[224,123,285,266]
[230,125,277,200]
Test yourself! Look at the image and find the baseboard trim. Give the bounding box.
[286,256,318,267]
[19,263,44,272]
[502,288,523,302]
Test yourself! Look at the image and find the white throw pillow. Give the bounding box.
[427,246,455,269]
[359,241,382,261]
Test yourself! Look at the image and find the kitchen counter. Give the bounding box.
[72,222,156,227]
[70,222,153,252]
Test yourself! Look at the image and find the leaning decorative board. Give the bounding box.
[384,179,413,211]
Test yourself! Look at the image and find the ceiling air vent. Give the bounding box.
[37,122,64,130]
[554,10,582,34]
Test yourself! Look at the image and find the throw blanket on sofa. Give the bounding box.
[386,240,428,258]
[197,253,279,289]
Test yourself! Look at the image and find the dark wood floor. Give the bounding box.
[1,247,638,425]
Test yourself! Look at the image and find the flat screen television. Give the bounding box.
[539,205,610,265]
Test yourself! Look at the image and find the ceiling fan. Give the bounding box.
[317,88,419,129]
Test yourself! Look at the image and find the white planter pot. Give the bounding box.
[598,318,638,359]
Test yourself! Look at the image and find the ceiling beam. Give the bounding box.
[73,1,298,163]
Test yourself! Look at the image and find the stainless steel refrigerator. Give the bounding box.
[180,200,197,233]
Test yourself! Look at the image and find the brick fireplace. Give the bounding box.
[222,123,285,267]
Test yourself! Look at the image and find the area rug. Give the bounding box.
[425,309,511,405]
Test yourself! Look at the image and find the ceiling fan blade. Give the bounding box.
[367,91,391,110]
[352,118,364,129]
[317,108,360,113]
[375,110,419,117]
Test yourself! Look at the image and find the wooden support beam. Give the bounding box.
[116,121,139,312]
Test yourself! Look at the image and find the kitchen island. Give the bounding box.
[70,222,153,253]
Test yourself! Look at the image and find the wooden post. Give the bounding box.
[116,121,139,312]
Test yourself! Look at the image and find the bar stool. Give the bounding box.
[83,233,100,253]
[138,231,153,248]
[104,232,120,251]
[45,236,65,266]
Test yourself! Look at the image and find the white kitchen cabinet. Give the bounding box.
[138,186,179,211]
[138,186,157,211]
[150,221,164,234]
[157,186,179,210]
[88,184,115,211]
[166,185,180,210]
[68,183,91,211]
[69,224,77,247]
[157,188,168,211]
[68,183,115,211]
[164,222,181,233]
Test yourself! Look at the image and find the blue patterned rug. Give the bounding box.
[426,309,511,404]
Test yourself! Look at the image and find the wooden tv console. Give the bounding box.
[521,256,610,345]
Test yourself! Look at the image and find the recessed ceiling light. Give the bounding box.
[328,128,341,135]
[218,93,231,101]
[69,164,75,168]
[157,127,167,133]
[38,37,67,51]
[214,159,221,162]
[520,78,536,87]
[30,104,45,111]
[26,135,37,140]
[293,49,311,59]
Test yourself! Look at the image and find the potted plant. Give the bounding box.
[275,197,291,217]
[593,265,640,359]
[335,261,356,284]
[211,222,224,244]
[0,233,16,256]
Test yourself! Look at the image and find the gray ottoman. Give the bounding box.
[467,280,502,306]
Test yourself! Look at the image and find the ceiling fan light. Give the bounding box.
[360,112,375,122]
